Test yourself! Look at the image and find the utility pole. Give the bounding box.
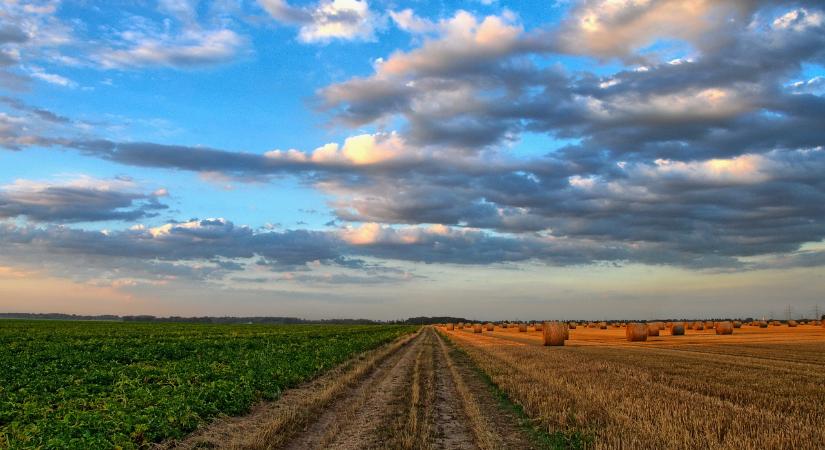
[785,305,792,321]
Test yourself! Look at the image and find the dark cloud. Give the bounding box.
[0,180,168,223]
[2,2,825,276]
[318,2,825,159]
[0,24,29,45]
[0,96,72,123]
[0,219,340,271]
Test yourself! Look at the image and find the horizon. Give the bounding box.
[2,0,825,319]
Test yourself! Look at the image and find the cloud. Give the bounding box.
[3,2,825,277]
[0,177,168,223]
[550,0,755,60]
[0,1,74,88]
[27,65,75,87]
[318,10,542,148]
[0,24,29,45]
[389,9,437,34]
[788,75,825,95]
[0,0,247,74]
[95,28,246,69]
[772,7,824,31]
[318,4,825,155]
[0,96,71,123]
[258,0,377,43]
[266,132,409,165]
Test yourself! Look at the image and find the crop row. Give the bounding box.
[0,320,415,449]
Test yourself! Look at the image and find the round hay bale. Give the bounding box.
[758,320,768,328]
[715,321,734,335]
[518,323,527,332]
[670,322,685,336]
[787,320,798,327]
[647,323,660,336]
[704,321,714,329]
[485,323,495,331]
[814,320,822,326]
[542,321,566,346]
[568,322,577,329]
[446,323,455,330]
[598,321,608,329]
[626,323,648,342]
[534,323,543,331]
[692,321,704,330]
[770,320,781,326]
[473,323,482,333]
[733,321,742,328]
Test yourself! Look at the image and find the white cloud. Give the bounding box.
[772,8,824,31]
[96,28,245,69]
[258,0,377,43]
[265,132,411,165]
[27,65,75,87]
[389,9,437,34]
[554,0,755,59]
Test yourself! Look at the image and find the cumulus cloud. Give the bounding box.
[258,0,377,43]
[389,9,438,34]
[4,1,825,278]
[266,132,409,165]
[551,0,755,60]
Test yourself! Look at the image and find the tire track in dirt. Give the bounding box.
[165,327,537,450]
[279,327,537,449]
[282,327,481,449]
[280,330,427,449]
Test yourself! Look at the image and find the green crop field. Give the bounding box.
[0,320,416,449]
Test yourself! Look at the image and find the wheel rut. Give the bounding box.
[165,327,536,450]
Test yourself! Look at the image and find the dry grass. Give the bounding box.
[443,325,825,449]
[433,331,503,450]
[389,335,432,450]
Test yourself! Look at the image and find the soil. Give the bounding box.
[162,327,537,450]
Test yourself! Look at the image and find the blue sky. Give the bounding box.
[1,0,824,319]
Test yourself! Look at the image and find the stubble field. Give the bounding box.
[442,323,825,449]
[2,319,823,449]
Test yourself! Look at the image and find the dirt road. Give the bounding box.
[166,327,537,450]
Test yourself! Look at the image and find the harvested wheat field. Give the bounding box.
[443,323,825,449]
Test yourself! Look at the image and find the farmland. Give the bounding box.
[0,320,415,449]
[2,319,824,450]
[443,323,825,449]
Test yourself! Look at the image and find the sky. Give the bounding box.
[1,0,824,320]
